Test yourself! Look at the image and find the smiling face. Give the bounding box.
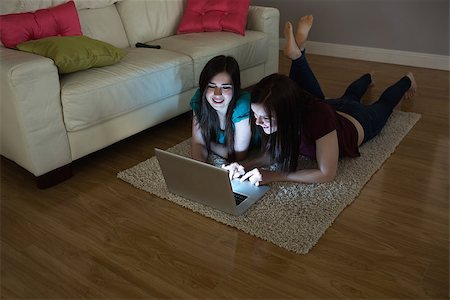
[251,103,277,134]
[205,72,233,113]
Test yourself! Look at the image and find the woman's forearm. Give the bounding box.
[282,168,336,184]
[210,142,228,159]
[193,142,247,162]
[191,141,208,162]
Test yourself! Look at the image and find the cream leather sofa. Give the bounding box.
[0,0,279,187]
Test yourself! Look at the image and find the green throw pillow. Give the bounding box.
[16,35,126,74]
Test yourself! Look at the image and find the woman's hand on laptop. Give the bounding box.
[222,163,245,180]
[239,168,263,186]
[239,168,279,186]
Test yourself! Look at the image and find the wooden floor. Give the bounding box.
[1,53,448,299]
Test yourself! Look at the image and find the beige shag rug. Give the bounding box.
[118,111,421,254]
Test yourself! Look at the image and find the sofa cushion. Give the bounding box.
[154,30,268,85]
[0,1,82,48]
[16,35,126,74]
[116,0,184,46]
[77,4,129,49]
[177,0,250,36]
[59,48,194,131]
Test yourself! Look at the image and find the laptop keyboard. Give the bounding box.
[233,192,248,205]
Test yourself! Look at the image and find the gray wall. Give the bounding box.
[251,0,449,56]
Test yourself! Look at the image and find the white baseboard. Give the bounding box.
[279,38,449,71]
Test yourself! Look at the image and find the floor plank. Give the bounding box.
[1,53,448,299]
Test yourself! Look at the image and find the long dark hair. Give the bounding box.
[251,73,314,172]
[196,55,241,159]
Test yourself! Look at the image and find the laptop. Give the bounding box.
[155,148,270,215]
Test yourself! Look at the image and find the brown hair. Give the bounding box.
[196,55,241,159]
[251,73,314,171]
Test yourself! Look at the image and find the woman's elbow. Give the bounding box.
[321,170,337,182]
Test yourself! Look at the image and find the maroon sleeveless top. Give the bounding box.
[299,101,360,159]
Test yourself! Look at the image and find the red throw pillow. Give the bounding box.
[177,0,250,36]
[0,1,82,49]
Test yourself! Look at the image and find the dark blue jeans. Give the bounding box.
[290,51,412,143]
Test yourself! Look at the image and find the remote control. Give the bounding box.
[135,43,161,49]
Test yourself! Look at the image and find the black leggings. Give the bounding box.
[290,50,412,143]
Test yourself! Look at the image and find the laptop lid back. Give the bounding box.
[155,148,238,214]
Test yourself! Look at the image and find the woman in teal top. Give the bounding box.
[190,55,254,162]
[190,88,252,144]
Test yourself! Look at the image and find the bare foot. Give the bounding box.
[404,72,417,99]
[283,21,301,60]
[295,15,314,50]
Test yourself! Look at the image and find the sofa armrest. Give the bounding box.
[247,6,280,75]
[0,47,72,177]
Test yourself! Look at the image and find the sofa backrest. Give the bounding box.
[78,4,129,48]
[0,0,129,48]
[0,0,118,13]
[116,0,185,47]
[1,0,187,48]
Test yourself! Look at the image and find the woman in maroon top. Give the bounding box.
[224,15,417,185]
